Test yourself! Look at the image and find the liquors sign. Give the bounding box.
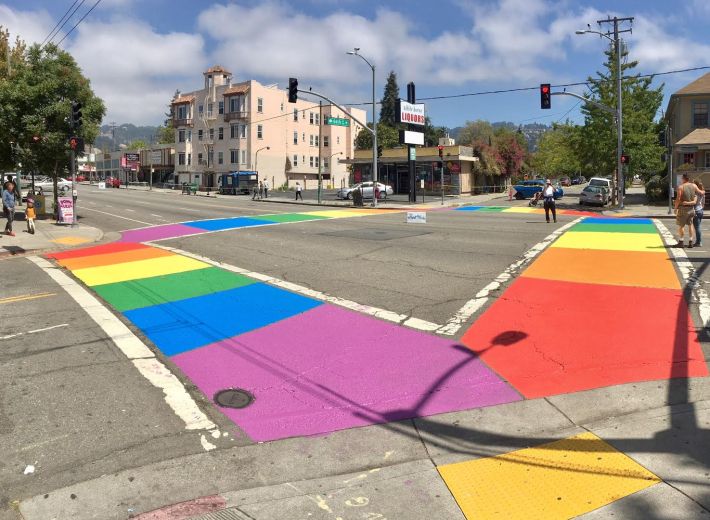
[396,100,426,126]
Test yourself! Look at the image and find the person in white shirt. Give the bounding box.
[542,179,556,223]
[263,179,270,198]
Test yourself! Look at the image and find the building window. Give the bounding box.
[315,135,319,147]
[231,123,238,139]
[218,101,224,115]
[257,125,263,139]
[323,136,329,147]
[683,152,695,165]
[187,153,192,166]
[241,150,247,164]
[198,129,203,141]
[187,130,192,142]
[178,152,185,165]
[310,112,314,124]
[178,130,185,143]
[198,152,203,164]
[324,158,329,169]
[310,135,314,146]
[694,103,709,127]
[293,154,298,167]
[303,155,305,164]
[240,125,247,138]
[229,97,239,113]
[293,108,298,121]
[309,156,314,167]
[209,128,214,140]
[207,103,213,117]
[257,97,263,113]
[315,157,320,168]
[198,105,204,116]
[315,114,320,125]
[218,127,224,140]
[293,131,298,145]
[218,151,224,165]
[208,150,214,165]
[176,105,188,119]
[230,149,238,164]
[302,132,305,142]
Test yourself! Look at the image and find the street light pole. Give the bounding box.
[328,151,342,188]
[255,145,270,176]
[347,48,377,207]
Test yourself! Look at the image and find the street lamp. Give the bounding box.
[346,47,378,207]
[576,25,626,209]
[254,145,270,176]
[328,151,342,188]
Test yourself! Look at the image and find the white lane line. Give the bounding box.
[27,256,216,431]
[151,244,442,332]
[150,214,163,218]
[1,323,69,340]
[79,206,153,225]
[125,209,135,212]
[654,219,710,327]
[437,217,583,336]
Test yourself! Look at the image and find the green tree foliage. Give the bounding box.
[156,125,174,144]
[456,120,495,147]
[379,71,400,127]
[493,127,528,177]
[579,48,664,179]
[127,139,148,150]
[532,123,582,177]
[0,40,105,212]
[423,117,447,146]
[354,123,399,150]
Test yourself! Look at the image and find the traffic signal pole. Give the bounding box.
[407,82,416,204]
[70,149,76,226]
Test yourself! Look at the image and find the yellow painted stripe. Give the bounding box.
[551,231,665,252]
[502,207,543,214]
[71,255,210,286]
[438,432,660,520]
[0,292,56,304]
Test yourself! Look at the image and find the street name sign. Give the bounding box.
[325,117,350,127]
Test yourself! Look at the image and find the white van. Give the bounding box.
[589,177,613,193]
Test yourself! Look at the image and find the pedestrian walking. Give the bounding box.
[295,182,303,201]
[25,196,36,234]
[258,181,264,200]
[252,183,259,200]
[3,180,17,236]
[693,178,705,247]
[263,179,269,199]
[542,179,556,223]
[675,173,697,248]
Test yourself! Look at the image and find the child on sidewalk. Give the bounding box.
[25,196,36,234]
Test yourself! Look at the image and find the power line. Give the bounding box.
[55,0,103,47]
[42,0,86,48]
[41,0,81,46]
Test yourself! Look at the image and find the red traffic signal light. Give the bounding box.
[32,135,41,143]
[438,145,444,159]
[540,83,551,109]
[620,153,630,164]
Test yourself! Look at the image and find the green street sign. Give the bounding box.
[325,117,350,127]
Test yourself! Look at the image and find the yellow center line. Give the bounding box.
[0,292,57,304]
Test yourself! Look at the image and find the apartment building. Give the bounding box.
[171,66,366,189]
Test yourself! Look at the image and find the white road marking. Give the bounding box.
[654,219,710,328]
[79,206,153,225]
[28,256,216,432]
[1,323,69,340]
[150,214,163,218]
[437,217,583,336]
[151,244,443,332]
[125,208,135,212]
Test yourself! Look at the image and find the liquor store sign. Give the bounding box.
[397,100,426,126]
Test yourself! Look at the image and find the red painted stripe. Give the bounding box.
[133,495,226,520]
[46,242,148,260]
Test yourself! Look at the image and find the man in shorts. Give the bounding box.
[675,173,697,248]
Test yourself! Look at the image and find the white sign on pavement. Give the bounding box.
[406,211,427,224]
[98,182,106,189]
[58,196,74,223]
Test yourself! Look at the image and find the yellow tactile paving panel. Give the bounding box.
[72,254,210,286]
[551,231,664,252]
[438,432,660,520]
[51,236,92,245]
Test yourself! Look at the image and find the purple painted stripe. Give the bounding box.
[173,305,519,441]
[120,223,206,243]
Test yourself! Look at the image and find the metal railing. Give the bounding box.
[224,111,248,121]
[172,118,193,127]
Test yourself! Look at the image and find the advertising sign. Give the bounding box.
[122,153,140,171]
[399,130,424,146]
[396,100,426,126]
[58,196,74,223]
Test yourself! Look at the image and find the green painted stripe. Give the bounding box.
[93,267,256,312]
[572,223,657,234]
[250,213,331,223]
[475,207,506,212]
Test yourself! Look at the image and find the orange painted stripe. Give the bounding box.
[58,247,175,270]
[47,242,148,260]
[522,247,680,290]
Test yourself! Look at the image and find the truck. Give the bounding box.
[218,171,259,195]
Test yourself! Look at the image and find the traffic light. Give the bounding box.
[71,101,83,131]
[620,153,630,164]
[377,145,383,158]
[288,78,298,103]
[540,84,551,109]
[438,145,444,159]
[69,136,84,152]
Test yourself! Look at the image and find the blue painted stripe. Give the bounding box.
[455,206,484,211]
[124,283,323,356]
[581,217,654,225]
[183,217,276,231]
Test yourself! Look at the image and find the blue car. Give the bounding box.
[513,180,563,200]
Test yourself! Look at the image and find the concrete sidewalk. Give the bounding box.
[0,215,103,258]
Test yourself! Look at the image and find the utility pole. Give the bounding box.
[667,126,673,214]
[318,100,323,204]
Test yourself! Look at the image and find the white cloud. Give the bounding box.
[631,15,710,72]
[0,4,55,45]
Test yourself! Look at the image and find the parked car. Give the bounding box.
[337,182,393,200]
[33,176,71,193]
[104,176,121,188]
[589,177,613,193]
[513,179,563,200]
[571,176,585,185]
[579,185,609,206]
[559,176,571,187]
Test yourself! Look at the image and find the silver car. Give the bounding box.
[337,182,393,200]
[579,185,609,206]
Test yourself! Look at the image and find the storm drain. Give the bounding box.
[190,508,253,520]
[214,389,254,409]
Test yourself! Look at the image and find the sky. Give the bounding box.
[2,0,710,129]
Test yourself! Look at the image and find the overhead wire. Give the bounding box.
[40,0,81,46]
[42,0,86,49]
[54,0,103,47]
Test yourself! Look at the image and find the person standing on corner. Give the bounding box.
[675,173,697,248]
[3,180,17,236]
[258,181,264,200]
[263,178,269,199]
[542,179,556,223]
[295,181,303,201]
[692,178,705,247]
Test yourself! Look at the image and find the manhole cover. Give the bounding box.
[214,389,254,409]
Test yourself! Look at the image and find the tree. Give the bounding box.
[492,127,528,178]
[423,117,446,147]
[0,27,28,171]
[127,139,148,150]
[354,123,400,150]
[0,42,105,212]
[578,48,664,181]
[156,125,174,144]
[531,124,582,177]
[379,71,400,127]
[456,120,495,147]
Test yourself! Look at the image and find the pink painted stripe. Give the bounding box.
[133,495,226,520]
